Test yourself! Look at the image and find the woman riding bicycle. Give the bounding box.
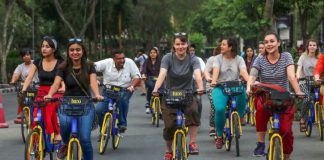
[44,38,103,160]
[141,47,161,114]
[22,36,64,145]
[296,39,319,132]
[210,38,249,149]
[246,31,303,159]
[152,32,204,160]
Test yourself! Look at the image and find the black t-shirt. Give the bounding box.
[34,59,63,86]
[56,64,96,96]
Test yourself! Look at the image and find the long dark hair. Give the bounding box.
[42,36,63,60]
[243,46,255,62]
[59,41,93,88]
[147,47,161,72]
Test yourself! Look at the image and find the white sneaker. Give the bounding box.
[146,108,150,114]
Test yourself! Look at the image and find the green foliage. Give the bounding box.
[189,32,205,57]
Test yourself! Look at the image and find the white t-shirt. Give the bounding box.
[14,61,39,82]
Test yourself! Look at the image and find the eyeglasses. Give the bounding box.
[174,32,187,36]
[68,38,83,43]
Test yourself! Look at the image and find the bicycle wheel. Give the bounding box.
[155,102,160,128]
[233,114,240,156]
[175,133,186,160]
[250,101,256,126]
[305,108,312,137]
[316,104,323,141]
[99,115,112,154]
[68,141,82,160]
[25,129,43,160]
[269,136,283,160]
[21,107,30,143]
[112,119,121,150]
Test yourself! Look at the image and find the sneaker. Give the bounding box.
[118,126,127,133]
[164,151,172,160]
[253,142,265,156]
[57,144,68,159]
[215,137,223,149]
[145,108,150,114]
[14,117,22,124]
[189,142,199,155]
[209,129,216,137]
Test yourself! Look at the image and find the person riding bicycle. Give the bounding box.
[152,32,204,160]
[210,38,249,149]
[21,36,65,146]
[44,38,103,160]
[95,49,141,134]
[246,31,303,159]
[9,48,39,124]
[296,39,319,132]
[141,47,161,114]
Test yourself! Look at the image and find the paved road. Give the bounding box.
[0,90,324,160]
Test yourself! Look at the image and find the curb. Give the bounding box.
[0,87,15,93]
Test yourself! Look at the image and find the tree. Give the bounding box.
[0,0,16,83]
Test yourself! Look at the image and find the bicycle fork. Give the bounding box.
[67,118,82,160]
[268,113,284,160]
[172,110,188,160]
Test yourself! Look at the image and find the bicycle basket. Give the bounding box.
[20,90,37,106]
[104,85,122,100]
[59,97,92,116]
[164,89,193,106]
[263,91,294,112]
[217,81,244,96]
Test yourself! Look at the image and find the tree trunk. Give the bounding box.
[263,0,274,33]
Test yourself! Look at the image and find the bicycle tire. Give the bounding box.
[269,136,283,160]
[24,129,43,160]
[21,107,30,143]
[68,141,81,160]
[223,125,231,151]
[155,102,160,128]
[175,133,185,160]
[112,119,121,150]
[305,108,312,137]
[316,104,323,141]
[99,115,112,154]
[250,102,256,126]
[233,114,240,156]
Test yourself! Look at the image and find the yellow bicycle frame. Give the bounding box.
[314,102,320,123]
[67,138,83,160]
[23,106,31,134]
[151,97,161,114]
[230,111,242,136]
[172,129,188,160]
[99,112,113,152]
[269,133,284,160]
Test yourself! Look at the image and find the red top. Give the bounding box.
[314,54,324,76]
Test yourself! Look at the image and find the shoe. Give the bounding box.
[240,118,246,126]
[215,137,223,149]
[188,142,199,155]
[300,119,306,132]
[164,151,172,160]
[209,129,216,137]
[145,108,150,114]
[14,117,22,124]
[118,126,127,133]
[57,144,68,159]
[53,134,62,145]
[253,142,265,156]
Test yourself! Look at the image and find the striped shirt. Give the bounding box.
[252,52,294,89]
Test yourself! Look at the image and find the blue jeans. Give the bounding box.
[145,79,155,104]
[95,89,133,129]
[58,104,94,160]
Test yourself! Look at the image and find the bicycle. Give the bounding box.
[251,83,303,160]
[98,85,123,154]
[299,77,323,140]
[214,80,244,157]
[53,96,98,160]
[150,96,162,127]
[244,95,256,126]
[24,90,60,160]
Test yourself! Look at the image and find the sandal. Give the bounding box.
[54,134,62,145]
[300,119,306,132]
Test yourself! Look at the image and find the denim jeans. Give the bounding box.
[95,89,133,129]
[145,79,155,104]
[58,104,94,160]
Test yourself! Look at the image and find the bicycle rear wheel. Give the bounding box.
[269,136,283,160]
[112,119,121,150]
[68,141,82,160]
[305,108,312,137]
[233,114,240,156]
[21,107,30,143]
[316,104,323,141]
[155,102,160,128]
[99,115,112,154]
[25,129,43,160]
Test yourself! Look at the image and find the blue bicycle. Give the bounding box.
[98,85,122,154]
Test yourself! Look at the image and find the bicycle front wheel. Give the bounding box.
[316,104,323,141]
[269,136,283,160]
[174,133,187,160]
[24,129,43,160]
[233,114,240,157]
[155,102,160,128]
[21,107,30,143]
[68,141,82,160]
[305,108,312,137]
[112,119,121,150]
[99,115,112,154]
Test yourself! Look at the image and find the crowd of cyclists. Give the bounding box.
[8,30,324,160]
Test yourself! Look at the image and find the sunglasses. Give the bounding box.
[174,32,187,36]
[68,38,83,43]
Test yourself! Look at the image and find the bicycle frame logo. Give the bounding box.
[26,92,35,97]
[172,91,183,97]
[113,87,121,92]
[70,98,82,104]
